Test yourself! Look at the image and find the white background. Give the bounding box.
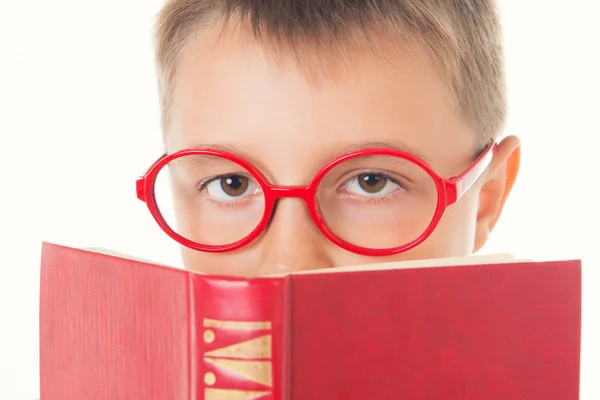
[1,0,599,398]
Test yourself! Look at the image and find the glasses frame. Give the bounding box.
[137,143,496,256]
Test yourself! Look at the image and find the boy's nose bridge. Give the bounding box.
[258,188,334,275]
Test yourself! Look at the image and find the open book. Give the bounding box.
[39,242,582,400]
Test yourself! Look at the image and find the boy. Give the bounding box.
[137,0,521,276]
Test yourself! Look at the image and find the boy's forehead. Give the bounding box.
[167,25,475,179]
[182,22,437,88]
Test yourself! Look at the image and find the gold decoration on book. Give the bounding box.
[205,388,271,400]
[205,357,272,387]
[205,335,271,359]
[204,318,272,330]
[204,329,215,343]
[203,318,273,399]
[204,372,216,386]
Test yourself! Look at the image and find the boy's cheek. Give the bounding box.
[178,193,480,276]
[423,188,480,257]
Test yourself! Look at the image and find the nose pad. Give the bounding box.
[257,197,334,275]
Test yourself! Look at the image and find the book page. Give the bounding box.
[84,247,520,277]
[272,253,521,277]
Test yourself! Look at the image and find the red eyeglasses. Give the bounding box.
[137,144,496,256]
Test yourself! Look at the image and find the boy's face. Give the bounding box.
[164,27,520,276]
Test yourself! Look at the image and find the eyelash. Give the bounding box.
[204,197,253,209]
[196,176,217,191]
[196,172,407,205]
[363,195,395,205]
[338,172,407,198]
[196,175,259,208]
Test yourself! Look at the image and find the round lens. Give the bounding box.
[153,153,266,247]
[316,154,439,250]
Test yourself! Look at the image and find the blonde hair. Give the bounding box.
[154,0,506,149]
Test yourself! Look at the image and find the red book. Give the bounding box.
[39,242,581,400]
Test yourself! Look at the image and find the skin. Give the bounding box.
[165,25,521,277]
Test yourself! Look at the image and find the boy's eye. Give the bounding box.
[204,174,260,200]
[344,173,403,197]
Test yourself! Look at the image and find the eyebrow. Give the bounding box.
[178,142,260,163]
[329,141,432,164]
[179,140,432,166]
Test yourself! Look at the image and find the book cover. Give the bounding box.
[39,242,582,399]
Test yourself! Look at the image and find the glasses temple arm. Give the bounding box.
[448,142,497,203]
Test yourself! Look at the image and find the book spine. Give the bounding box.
[190,275,290,400]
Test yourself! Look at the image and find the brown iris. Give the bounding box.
[220,175,249,196]
[358,173,387,193]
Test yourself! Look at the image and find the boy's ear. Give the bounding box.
[473,135,521,253]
